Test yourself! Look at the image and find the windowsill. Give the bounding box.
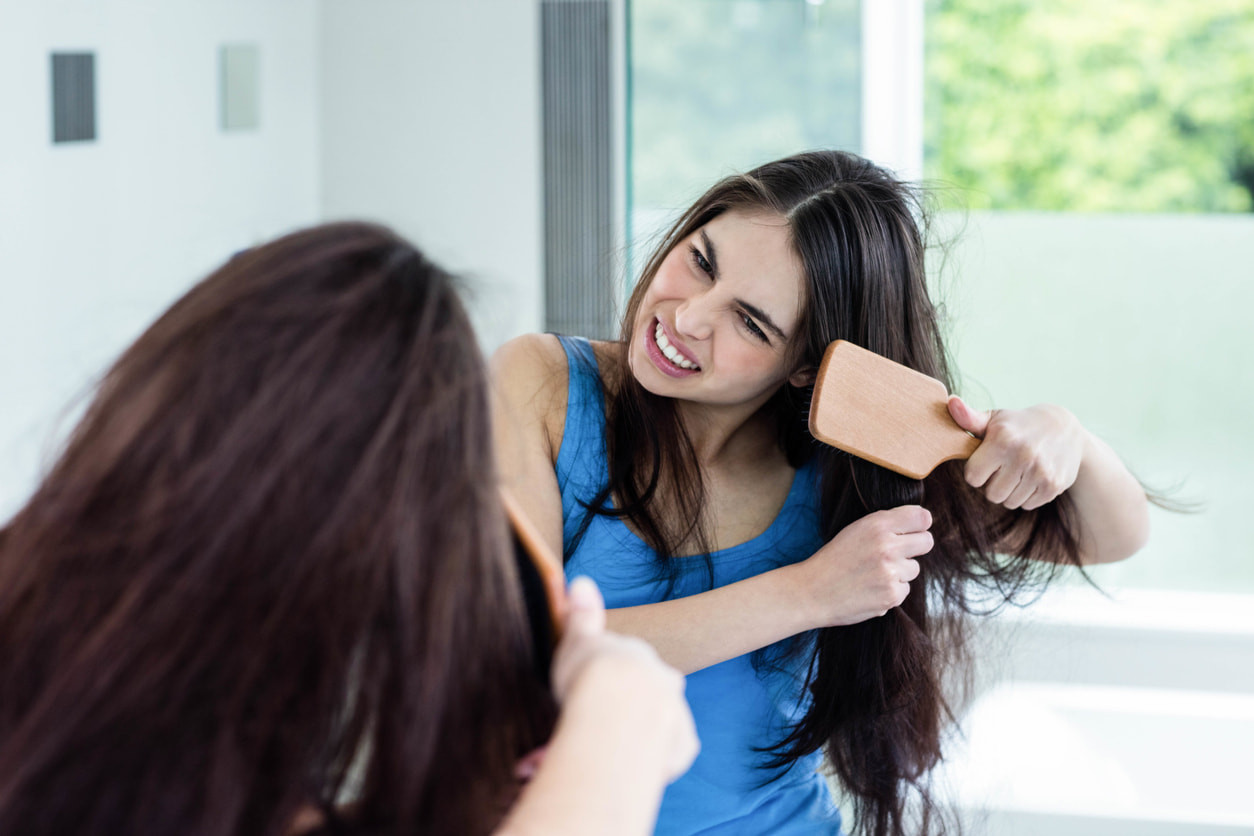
[971,583,1254,703]
[943,681,1254,832]
[952,589,1254,832]
[993,585,1254,637]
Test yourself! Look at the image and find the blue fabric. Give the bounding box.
[555,336,844,836]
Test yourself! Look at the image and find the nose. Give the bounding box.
[674,293,714,341]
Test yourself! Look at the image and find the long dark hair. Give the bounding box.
[598,151,1082,835]
[0,222,556,836]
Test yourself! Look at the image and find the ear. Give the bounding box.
[788,366,817,388]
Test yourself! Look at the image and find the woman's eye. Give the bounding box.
[690,246,714,277]
[741,313,769,343]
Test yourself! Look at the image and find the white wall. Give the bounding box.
[319,0,544,352]
[0,0,322,518]
[0,1,547,520]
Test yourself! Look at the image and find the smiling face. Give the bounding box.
[627,209,810,411]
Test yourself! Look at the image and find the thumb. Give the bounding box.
[564,575,606,636]
[948,395,990,438]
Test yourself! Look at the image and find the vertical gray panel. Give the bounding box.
[542,0,615,338]
[51,52,96,144]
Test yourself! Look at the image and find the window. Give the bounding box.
[627,0,1253,594]
[628,0,861,272]
[924,0,1254,592]
[926,0,1254,213]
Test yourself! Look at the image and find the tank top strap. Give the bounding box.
[553,337,610,545]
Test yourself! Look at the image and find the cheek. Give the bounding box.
[648,254,695,298]
[725,343,787,382]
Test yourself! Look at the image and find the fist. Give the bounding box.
[948,396,1083,511]
[551,577,699,782]
[800,505,933,627]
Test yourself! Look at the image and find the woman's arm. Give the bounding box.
[604,504,934,673]
[490,334,568,557]
[948,396,1151,564]
[496,578,698,836]
[611,396,1149,674]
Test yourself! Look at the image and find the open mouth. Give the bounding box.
[651,319,700,371]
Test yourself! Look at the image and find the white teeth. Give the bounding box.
[653,321,697,370]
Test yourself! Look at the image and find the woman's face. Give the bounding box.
[628,209,808,411]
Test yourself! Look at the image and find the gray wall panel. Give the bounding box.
[542,0,615,338]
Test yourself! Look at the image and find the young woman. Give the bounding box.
[492,150,1150,836]
[0,222,697,836]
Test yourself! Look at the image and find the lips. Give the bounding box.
[644,317,700,378]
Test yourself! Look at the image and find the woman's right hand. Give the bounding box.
[550,577,698,782]
[498,578,697,836]
[795,505,934,627]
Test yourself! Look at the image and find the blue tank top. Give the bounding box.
[555,336,844,835]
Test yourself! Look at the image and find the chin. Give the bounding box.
[626,346,671,397]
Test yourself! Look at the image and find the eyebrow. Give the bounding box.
[700,229,789,342]
[700,229,721,278]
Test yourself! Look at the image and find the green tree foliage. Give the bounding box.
[925,0,1254,212]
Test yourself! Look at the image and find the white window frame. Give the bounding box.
[860,0,924,181]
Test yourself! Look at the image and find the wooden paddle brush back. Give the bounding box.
[807,340,979,480]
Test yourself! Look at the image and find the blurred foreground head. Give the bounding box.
[0,222,554,836]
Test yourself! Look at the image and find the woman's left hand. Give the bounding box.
[947,396,1085,511]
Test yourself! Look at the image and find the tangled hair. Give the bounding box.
[0,223,556,836]
[599,151,1082,835]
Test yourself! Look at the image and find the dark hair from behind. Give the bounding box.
[0,222,556,836]
[588,150,1085,836]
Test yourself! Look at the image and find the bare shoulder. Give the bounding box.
[491,334,624,456]
[491,333,569,407]
[492,331,566,382]
[491,334,618,554]
[490,333,570,461]
[492,335,621,403]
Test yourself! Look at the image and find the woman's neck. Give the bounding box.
[674,396,780,469]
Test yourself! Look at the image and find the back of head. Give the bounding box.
[0,222,553,836]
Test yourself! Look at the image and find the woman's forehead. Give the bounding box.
[700,210,796,270]
[697,209,805,325]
